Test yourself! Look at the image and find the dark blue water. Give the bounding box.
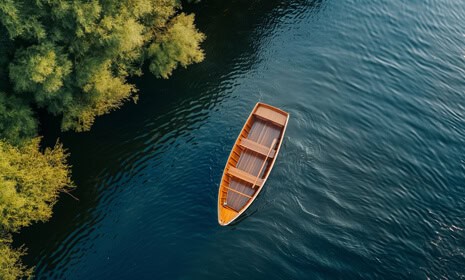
[17,0,465,278]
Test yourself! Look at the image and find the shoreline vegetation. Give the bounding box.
[0,1,205,278]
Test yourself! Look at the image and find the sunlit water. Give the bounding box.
[16,0,465,278]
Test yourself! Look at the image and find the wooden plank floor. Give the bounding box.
[226,118,282,211]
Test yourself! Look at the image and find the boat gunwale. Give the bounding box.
[217,102,289,226]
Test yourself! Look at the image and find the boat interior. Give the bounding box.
[219,106,287,215]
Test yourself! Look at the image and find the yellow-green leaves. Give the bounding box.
[2,0,205,132]
[0,237,32,280]
[9,43,72,96]
[149,13,205,79]
[0,1,206,278]
[0,138,73,232]
[0,93,37,145]
[150,0,179,28]
[0,0,45,40]
[0,119,71,280]
[64,60,136,132]
[73,1,102,37]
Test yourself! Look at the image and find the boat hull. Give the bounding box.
[217,102,289,226]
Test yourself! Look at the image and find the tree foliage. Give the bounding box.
[148,13,205,78]
[9,43,73,108]
[0,236,32,280]
[0,0,205,132]
[0,138,72,280]
[0,92,37,145]
[0,138,73,232]
[0,1,204,278]
[0,27,12,88]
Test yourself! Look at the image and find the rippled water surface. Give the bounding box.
[17,0,465,279]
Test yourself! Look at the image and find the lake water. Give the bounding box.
[16,0,465,278]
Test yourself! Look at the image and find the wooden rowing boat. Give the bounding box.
[217,102,289,226]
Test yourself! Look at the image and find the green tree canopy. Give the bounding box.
[0,138,73,232]
[9,43,73,110]
[0,1,204,278]
[0,235,32,280]
[148,13,205,78]
[0,93,37,145]
[0,0,205,132]
[0,138,72,280]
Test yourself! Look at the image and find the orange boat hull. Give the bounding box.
[217,102,289,225]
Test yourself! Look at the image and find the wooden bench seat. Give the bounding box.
[240,138,276,158]
[253,106,287,126]
[228,166,264,187]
